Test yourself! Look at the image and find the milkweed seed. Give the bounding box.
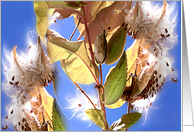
[15,82,19,86]
[166,62,169,66]
[166,34,170,37]
[9,82,14,85]
[2,125,8,130]
[165,28,168,33]
[12,76,15,81]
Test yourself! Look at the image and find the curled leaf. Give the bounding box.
[46,29,82,64]
[46,30,99,84]
[34,1,53,43]
[104,51,127,105]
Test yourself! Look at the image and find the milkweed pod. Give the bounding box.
[94,30,107,64]
[105,23,127,65]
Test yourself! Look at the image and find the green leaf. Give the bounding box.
[52,99,66,131]
[110,112,142,131]
[85,109,108,130]
[46,30,99,84]
[104,51,127,105]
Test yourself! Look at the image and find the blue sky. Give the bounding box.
[1,1,181,131]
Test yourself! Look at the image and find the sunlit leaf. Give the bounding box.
[105,98,125,109]
[46,29,82,64]
[74,1,132,45]
[46,30,99,84]
[110,112,141,131]
[34,1,52,43]
[104,51,127,105]
[85,109,108,130]
[52,99,66,131]
[47,1,81,11]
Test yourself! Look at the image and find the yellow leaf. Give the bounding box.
[34,1,53,43]
[47,30,99,84]
[61,43,99,84]
[105,99,125,109]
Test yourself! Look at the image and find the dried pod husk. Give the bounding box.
[105,23,127,65]
[94,30,107,64]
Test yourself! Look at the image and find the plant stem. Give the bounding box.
[125,97,131,131]
[100,64,103,85]
[81,5,95,63]
[97,86,108,131]
[69,17,81,41]
[73,81,97,109]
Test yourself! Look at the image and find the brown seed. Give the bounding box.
[9,81,14,85]
[22,118,26,122]
[25,128,27,131]
[156,83,159,87]
[166,62,169,66]
[166,34,170,37]
[108,27,111,30]
[172,78,177,82]
[12,76,15,81]
[159,74,161,78]
[156,78,158,83]
[30,109,33,113]
[146,62,150,65]
[11,110,13,114]
[5,115,8,119]
[78,104,81,107]
[22,126,24,130]
[28,46,31,49]
[2,125,8,130]
[18,122,20,126]
[172,68,175,71]
[25,123,28,128]
[160,34,165,38]
[154,70,157,75]
[165,28,168,33]
[15,82,19,86]
[152,87,155,91]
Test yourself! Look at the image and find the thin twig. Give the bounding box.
[73,81,97,109]
[100,64,103,85]
[125,97,131,131]
[69,17,81,41]
[97,87,108,130]
[81,5,95,62]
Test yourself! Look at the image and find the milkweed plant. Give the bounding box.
[1,1,180,131]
